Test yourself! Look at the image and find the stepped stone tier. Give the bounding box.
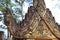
[4,0,60,40]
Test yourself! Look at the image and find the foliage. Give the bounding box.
[0,5,6,12]
[5,0,10,4]
[0,0,10,12]
[0,0,25,23]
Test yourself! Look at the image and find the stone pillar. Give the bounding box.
[0,31,4,40]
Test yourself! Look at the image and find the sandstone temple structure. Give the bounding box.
[4,0,60,40]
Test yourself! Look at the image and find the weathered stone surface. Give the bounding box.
[4,0,60,40]
[56,23,60,31]
[0,31,4,40]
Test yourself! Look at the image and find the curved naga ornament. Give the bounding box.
[4,0,60,40]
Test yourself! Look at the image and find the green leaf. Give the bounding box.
[11,3,16,6]
[0,5,6,12]
[5,0,10,4]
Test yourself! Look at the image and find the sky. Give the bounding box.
[44,0,60,25]
[0,11,8,39]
